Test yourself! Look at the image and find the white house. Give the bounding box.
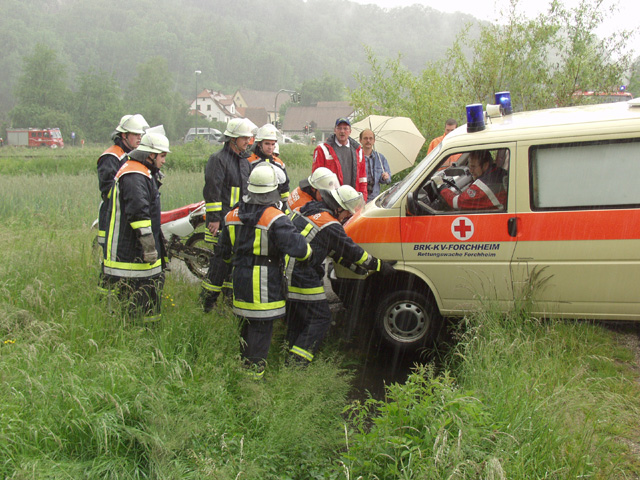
[190,89,237,122]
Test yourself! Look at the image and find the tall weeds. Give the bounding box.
[0,172,350,479]
[339,275,640,479]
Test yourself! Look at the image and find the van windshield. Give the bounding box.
[379,143,442,208]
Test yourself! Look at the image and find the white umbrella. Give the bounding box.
[350,115,425,175]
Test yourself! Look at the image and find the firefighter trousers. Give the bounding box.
[240,317,275,369]
[285,300,332,363]
[104,273,165,323]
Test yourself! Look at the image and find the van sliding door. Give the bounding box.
[511,138,640,319]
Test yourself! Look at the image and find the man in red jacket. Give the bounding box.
[312,117,367,201]
[437,150,507,210]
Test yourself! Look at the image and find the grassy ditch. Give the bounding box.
[0,164,639,478]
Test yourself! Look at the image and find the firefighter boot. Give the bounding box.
[200,290,220,313]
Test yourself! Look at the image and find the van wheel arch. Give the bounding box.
[367,273,443,351]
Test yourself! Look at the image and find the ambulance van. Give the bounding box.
[331,98,640,351]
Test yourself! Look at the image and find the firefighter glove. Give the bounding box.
[139,234,158,263]
[378,259,395,276]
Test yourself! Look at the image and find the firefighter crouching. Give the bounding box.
[285,185,395,365]
[201,117,257,312]
[215,164,312,378]
[103,126,170,323]
[286,166,339,217]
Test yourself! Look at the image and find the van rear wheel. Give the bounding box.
[374,290,439,351]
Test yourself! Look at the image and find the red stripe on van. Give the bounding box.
[516,210,640,241]
[400,213,514,243]
[344,215,402,244]
[345,209,639,245]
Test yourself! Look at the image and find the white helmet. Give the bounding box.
[308,167,339,191]
[224,118,258,138]
[116,114,149,134]
[138,125,170,153]
[273,142,280,156]
[255,123,279,142]
[248,163,278,194]
[330,185,364,214]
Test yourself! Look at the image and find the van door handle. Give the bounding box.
[508,217,518,237]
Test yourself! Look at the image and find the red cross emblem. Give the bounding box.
[451,217,474,241]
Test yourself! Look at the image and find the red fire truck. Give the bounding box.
[7,128,64,148]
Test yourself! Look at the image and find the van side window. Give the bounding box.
[530,140,640,210]
[412,148,509,214]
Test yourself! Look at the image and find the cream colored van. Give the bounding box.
[330,100,640,350]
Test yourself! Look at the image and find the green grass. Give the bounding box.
[0,142,315,176]
[340,301,640,479]
[1,160,639,478]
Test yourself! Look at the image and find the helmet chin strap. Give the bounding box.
[121,133,134,151]
[142,153,156,169]
[230,138,248,155]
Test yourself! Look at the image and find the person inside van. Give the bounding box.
[434,149,507,210]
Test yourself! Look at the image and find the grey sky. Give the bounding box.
[351,0,639,56]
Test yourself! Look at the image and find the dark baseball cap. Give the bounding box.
[335,117,351,127]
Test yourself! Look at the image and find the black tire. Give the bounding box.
[184,232,212,279]
[374,290,440,351]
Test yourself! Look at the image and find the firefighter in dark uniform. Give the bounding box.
[96,114,148,293]
[201,117,258,312]
[103,126,170,323]
[247,123,290,210]
[285,185,395,365]
[215,163,312,378]
[286,166,339,217]
[97,114,148,252]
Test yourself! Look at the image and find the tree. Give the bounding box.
[73,70,124,142]
[298,74,346,106]
[124,57,191,141]
[350,0,635,144]
[447,0,634,109]
[627,57,640,98]
[10,43,73,129]
[350,47,459,144]
[9,104,73,135]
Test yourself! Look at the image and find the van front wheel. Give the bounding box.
[374,290,439,350]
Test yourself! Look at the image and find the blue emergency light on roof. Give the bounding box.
[466,104,485,133]
[495,91,513,115]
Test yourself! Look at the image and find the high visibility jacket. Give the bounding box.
[285,201,381,302]
[203,143,251,241]
[312,134,367,201]
[427,134,445,154]
[247,148,290,201]
[440,165,507,210]
[287,185,314,216]
[217,202,312,320]
[96,139,129,245]
[104,157,165,278]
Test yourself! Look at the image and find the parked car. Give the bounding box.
[184,127,223,144]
